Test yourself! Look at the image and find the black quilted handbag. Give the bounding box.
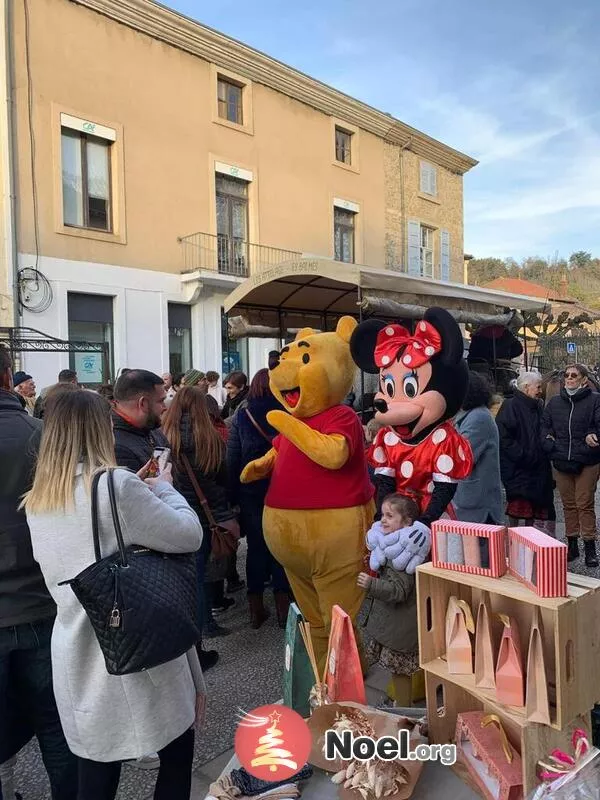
[58,468,200,675]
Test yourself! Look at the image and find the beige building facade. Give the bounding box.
[0,0,476,386]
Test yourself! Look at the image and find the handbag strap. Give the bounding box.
[180,453,219,531]
[91,468,129,566]
[245,408,273,445]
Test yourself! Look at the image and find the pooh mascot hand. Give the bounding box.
[384,521,431,575]
[240,448,277,484]
[261,316,375,676]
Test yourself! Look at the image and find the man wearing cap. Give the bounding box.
[182,368,208,392]
[12,372,36,415]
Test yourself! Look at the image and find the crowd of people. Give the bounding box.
[2,343,600,799]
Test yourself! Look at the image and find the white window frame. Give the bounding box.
[420,161,437,197]
[420,226,434,278]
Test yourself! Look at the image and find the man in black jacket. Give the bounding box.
[112,369,169,471]
[0,345,77,799]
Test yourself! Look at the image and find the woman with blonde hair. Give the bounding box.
[24,390,205,800]
[163,387,239,659]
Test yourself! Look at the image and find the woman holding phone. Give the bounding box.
[23,390,206,800]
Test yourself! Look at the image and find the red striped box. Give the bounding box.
[508,526,567,597]
[431,520,507,577]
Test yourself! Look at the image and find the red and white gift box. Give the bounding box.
[507,526,567,598]
[431,520,507,578]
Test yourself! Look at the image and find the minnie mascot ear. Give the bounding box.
[351,307,473,569]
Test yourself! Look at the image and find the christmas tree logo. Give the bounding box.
[235,704,312,781]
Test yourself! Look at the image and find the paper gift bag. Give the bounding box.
[495,614,524,707]
[325,605,366,704]
[525,607,550,724]
[475,592,496,690]
[445,596,474,674]
[456,711,523,800]
[282,603,314,718]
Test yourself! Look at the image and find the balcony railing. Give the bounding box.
[179,232,302,277]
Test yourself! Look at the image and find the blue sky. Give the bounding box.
[169,0,600,262]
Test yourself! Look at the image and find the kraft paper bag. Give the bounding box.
[445,596,475,674]
[525,607,550,724]
[325,605,366,704]
[495,614,524,707]
[282,603,314,718]
[475,592,496,690]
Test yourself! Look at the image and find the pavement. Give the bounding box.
[12,497,600,799]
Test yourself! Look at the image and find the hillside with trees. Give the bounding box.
[467,252,600,308]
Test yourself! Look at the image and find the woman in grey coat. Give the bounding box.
[453,371,504,525]
[24,391,205,800]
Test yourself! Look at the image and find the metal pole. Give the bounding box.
[358,286,365,422]
[523,327,528,370]
[224,309,230,375]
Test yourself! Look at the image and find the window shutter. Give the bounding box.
[407,221,421,276]
[440,229,450,281]
[420,162,428,194]
[430,166,437,196]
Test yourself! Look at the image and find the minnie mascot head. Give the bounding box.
[351,307,473,569]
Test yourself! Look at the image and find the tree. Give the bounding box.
[467,257,507,286]
[569,251,592,269]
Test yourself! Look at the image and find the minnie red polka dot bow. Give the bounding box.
[374,321,442,369]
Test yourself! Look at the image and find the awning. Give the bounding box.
[223,258,548,327]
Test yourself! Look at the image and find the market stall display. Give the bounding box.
[417,561,600,794]
[507,527,567,598]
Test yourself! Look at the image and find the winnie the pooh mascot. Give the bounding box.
[241,316,374,673]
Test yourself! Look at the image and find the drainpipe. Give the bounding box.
[0,0,19,328]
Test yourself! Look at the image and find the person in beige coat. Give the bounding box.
[24,390,205,800]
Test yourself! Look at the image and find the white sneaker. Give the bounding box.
[127,753,160,770]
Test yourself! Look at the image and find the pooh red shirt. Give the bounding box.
[369,421,473,513]
[266,405,374,510]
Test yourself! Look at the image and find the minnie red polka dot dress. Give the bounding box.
[369,421,473,514]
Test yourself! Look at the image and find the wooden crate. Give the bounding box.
[424,669,592,796]
[417,563,600,731]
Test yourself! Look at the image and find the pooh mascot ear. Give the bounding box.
[423,307,464,366]
[295,327,316,341]
[336,316,357,344]
[350,318,387,374]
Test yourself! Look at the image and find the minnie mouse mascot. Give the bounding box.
[350,307,473,568]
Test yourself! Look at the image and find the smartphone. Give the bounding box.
[147,447,170,477]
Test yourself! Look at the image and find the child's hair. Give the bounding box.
[382,493,419,526]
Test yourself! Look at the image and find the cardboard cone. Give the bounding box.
[282,603,314,718]
[525,607,550,724]
[474,592,496,689]
[325,605,366,704]
[445,596,474,675]
[495,614,524,707]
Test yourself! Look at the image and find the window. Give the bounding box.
[68,293,114,384]
[334,208,355,263]
[168,303,192,375]
[335,127,352,165]
[61,129,112,230]
[420,226,434,277]
[217,77,243,125]
[420,161,437,197]
[216,174,249,276]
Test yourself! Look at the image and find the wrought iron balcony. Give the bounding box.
[178,232,302,277]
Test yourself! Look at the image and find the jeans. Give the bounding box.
[242,503,290,595]
[0,618,77,800]
[554,464,600,540]
[77,728,194,800]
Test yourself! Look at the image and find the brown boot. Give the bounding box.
[248,593,269,629]
[273,592,291,628]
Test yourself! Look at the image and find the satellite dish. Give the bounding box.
[18,267,53,313]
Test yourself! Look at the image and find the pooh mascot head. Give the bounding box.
[241,316,374,676]
[268,316,358,418]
